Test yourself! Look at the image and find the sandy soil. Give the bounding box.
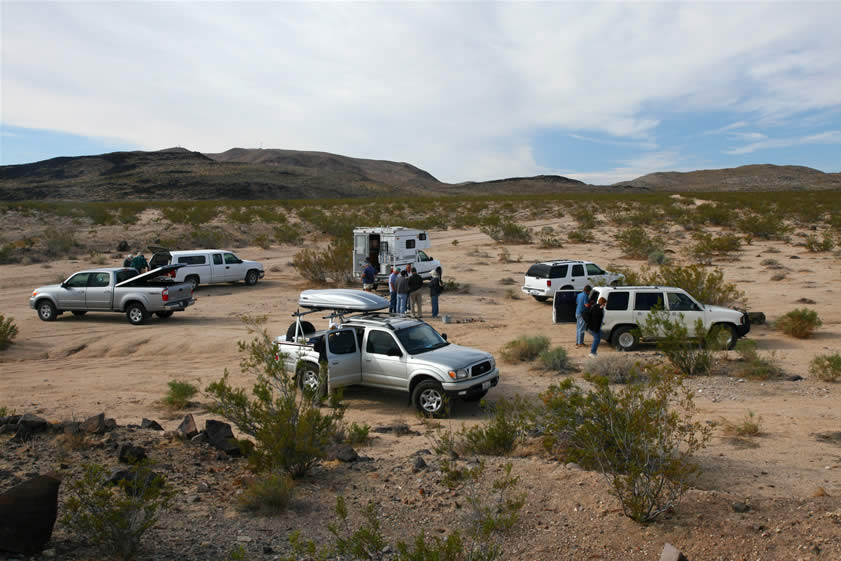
[1,214,840,560]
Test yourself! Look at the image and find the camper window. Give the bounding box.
[418,233,427,241]
[406,239,416,249]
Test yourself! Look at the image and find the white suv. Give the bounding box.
[522,260,624,301]
[586,285,750,351]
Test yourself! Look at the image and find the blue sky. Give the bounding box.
[2,2,840,184]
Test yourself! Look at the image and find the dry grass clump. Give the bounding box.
[809,353,841,382]
[732,340,785,380]
[237,473,295,515]
[720,411,763,437]
[583,354,649,384]
[775,308,822,339]
[500,335,550,363]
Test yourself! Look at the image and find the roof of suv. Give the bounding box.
[346,313,427,331]
[593,285,684,291]
[533,259,589,266]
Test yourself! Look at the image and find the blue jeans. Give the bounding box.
[397,293,408,314]
[588,329,602,355]
[389,291,397,313]
[576,315,587,345]
[430,294,439,317]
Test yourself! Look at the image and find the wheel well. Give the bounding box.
[123,300,145,312]
[711,322,736,330]
[185,273,199,281]
[35,297,56,310]
[409,374,439,396]
[560,285,574,290]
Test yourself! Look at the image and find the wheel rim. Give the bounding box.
[618,331,635,349]
[39,303,52,319]
[419,388,443,413]
[129,307,143,323]
[189,278,198,290]
[302,370,320,393]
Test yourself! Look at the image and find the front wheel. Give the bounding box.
[708,324,738,350]
[37,300,57,322]
[612,326,639,351]
[155,311,174,319]
[126,303,148,325]
[245,270,259,286]
[412,380,448,417]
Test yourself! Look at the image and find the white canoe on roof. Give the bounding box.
[298,289,389,311]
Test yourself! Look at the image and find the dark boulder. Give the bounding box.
[141,418,164,431]
[747,312,766,325]
[117,240,130,252]
[328,443,359,462]
[80,413,106,434]
[118,444,147,464]
[205,420,241,456]
[0,474,61,554]
[16,414,48,433]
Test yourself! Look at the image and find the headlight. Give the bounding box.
[31,291,38,297]
[448,369,468,380]
[489,357,496,370]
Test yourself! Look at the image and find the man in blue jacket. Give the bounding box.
[575,285,592,347]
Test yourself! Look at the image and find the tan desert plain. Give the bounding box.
[1,205,840,560]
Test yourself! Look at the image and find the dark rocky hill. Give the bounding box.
[614,164,841,191]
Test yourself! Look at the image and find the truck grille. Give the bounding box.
[470,361,492,377]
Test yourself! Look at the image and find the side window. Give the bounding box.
[405,239,416,249]
[417,250,429,261]
[224,253,242,264]
[213,254,223,265]
[65,273,90,288]
[668,292,701,312]
[418,232,427,241]
[586,264,605,275]
[366,331,401,356]
[571,264,585,277]
[606,291,630,311]
[634,292,664,311]
[327,330,357,355]
[549,265,569,278]
[88,272,111,287]
[178,255,206,265]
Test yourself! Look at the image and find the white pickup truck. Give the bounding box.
[148,249,264,290]
[29,265,195,325]
[276,290,499,416]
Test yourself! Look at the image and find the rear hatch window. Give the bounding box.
[149,252,172,269]
[526,264,551,278]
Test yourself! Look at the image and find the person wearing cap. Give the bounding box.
[123,253,134,268]
[388,266,399,313]
[575,285,592,347]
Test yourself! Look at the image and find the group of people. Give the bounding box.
[575,284,606,357]
[362,261,443,319]
[122,252,148,273]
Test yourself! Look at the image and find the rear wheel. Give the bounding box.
[186,275,200,291]
[72,311,87,316]
[612,326,639,351]
[37,300,57,322]
[297,363,326,399]
[532,296,548,302]
[126,303,148,325]
[245,270,259,286]
[412,380,448,417]
[155,311,174,319]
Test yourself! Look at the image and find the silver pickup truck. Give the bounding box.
[276,290,499,416]
[30,265,195,325]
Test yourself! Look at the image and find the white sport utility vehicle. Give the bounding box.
[522,260,624,301]
[584,285,750,351]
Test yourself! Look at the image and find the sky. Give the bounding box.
[1,2,840,185]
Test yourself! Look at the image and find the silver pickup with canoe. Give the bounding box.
[275,289,499,416]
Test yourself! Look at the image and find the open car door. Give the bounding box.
[553,289,577,323]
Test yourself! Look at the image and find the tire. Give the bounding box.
[612,326,639,351]
[461,390,488,402]
[72,311,87,316]
[186,275,200,291]
[37,300,57,322]
[155,311,174,319]
[245,270,259,286]
[126,303,148,325]
[297,363,326,398]
[285,320,316,341]
[412,380,448,417]
[532,296,548,302]
[708,324,738,350]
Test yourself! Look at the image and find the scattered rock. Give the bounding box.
[107,468,162,495]
[205,420,241,457]
[746,312,766,325]
[0,474,62,555]
[81,413,106,434]
[732,501,751,513]
[15,413,48,433]
[140,418,164,431]
[659,543,689,561]
[412,456,427,473]
[790,255,800,259]
[328,444,359,462]
[815,431,841,446]
[0,424,16,435]
[785,375,804,382]
[104,418,118,432]
[118,444,147,464]
[796,298,816,304]
[59,421,80,435]
[177,414,198,439]
[191,431,210,444]
[117,240,130,251]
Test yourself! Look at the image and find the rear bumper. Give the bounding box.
[522,286,550,297]
[164,298,195,311]
[444,373,499,398]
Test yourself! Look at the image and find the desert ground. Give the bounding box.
[1,211,840,560]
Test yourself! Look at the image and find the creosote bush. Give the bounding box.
[479,219,532,244]
[809,353,841,382]
[499,334,550,363]
[164,380,197,409]
[61,463,174,561]
[237,473,295,515]
[720,411,762,437]
[615,226,664,259]
[538,346,569,372]
[293,240,353,285]
[583,354,648,384]
[775,308,822,339]
[804,232,834,252]
[732,340,784,380]
[640,309,717,376]
[0,314,19,351]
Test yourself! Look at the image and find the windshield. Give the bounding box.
[395,324,448,355]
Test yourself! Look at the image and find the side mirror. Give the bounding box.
[441,333,448,341]
[60,282,67,289]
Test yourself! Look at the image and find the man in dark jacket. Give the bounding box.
[587,297,606,357]
[408,266,424,318]
[396,269,410,314]
[428,268,443,319]
[130,252,148,273]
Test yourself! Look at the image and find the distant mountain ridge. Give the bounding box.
[0,147,838,201]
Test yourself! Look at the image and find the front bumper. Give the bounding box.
[736,313,751,337]
[443,373,499,398]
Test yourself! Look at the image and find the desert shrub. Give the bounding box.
[537,226,564,248]
[479,220,532,244]
[538,346,569,372]
[775,308,822,339]
[273,223,301,245]
[583,354,649,384]
[720,411,762,437]
[292,240,353,285]
[575,208,599,230]
[809,353,841,382]
[567,229,590,243]
[760,258,783,268]
[656,263,744,307]
[340,422,372,446]
[206,322,343,478]
[42,227,78,258]
[693,203,735,227]
[238,473,295,515]
[162,205,216,226]
[254,233,271,250]
[541,371,710,522]
[190,228,228,248]
[497,247,512,263]
[737,213,791,240]
[0,406,14,417]
[615,227,664,259]
[0,314,19,351]
[805,232,835,252]
[443,278,468,293]
[504,288,520,300]
[0,244,19,264]
[164,380,197,409]
[61,463,174,561]
[228,207,253,224]
[640,310,715,377]
[499,335,550,363]
[732,340,784,380]
[459,398,531,456]
[690,232,742,263]
[647,250,668,265]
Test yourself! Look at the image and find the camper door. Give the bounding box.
[354,233,368,274]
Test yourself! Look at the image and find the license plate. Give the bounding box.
[482,381,491,391]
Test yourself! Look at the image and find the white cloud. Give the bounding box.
[564,151,685,185]
[2,2,840,182]
[725,130,841,155]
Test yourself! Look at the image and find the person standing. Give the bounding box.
[130,251,148,273]
[587,297,607,357]
[428,268,443,319]
[362,260,376,292]
[408,266,423,318]
[388,267,399,313]
[575,285,592,347]
[396,269,410,313]
[123,253,134,268]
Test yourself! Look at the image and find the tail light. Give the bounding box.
[168,270,175,278]
[547,280,552,287]
[162,288,169,302]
